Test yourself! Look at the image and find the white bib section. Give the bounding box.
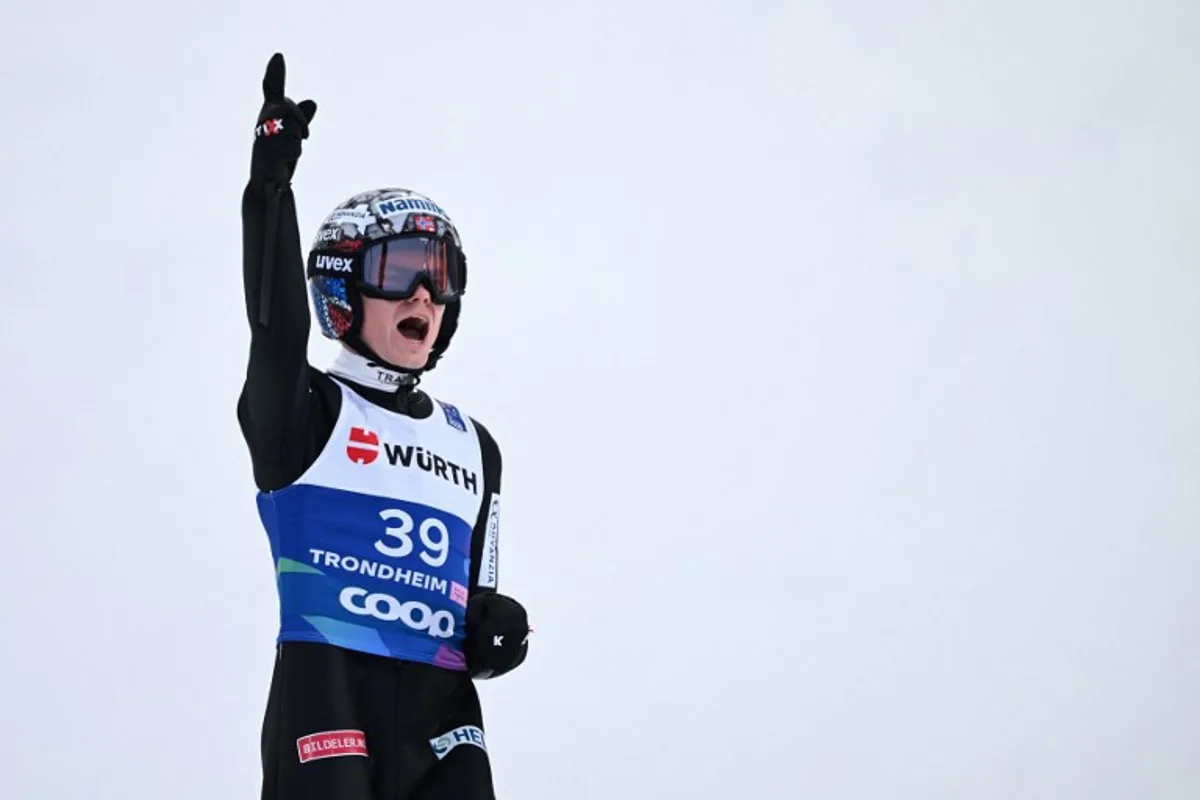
[296,380,485,526]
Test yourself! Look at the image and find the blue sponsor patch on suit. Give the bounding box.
[438,401,467,432]
[430,725,487,760]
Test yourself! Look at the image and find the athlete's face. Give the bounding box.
[359,285,446,370]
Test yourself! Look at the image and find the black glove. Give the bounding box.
[463,592,531,679]
[249,53,317,192]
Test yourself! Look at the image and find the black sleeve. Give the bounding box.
[464,419,529,680]
[467,418,503,597]
[236,180,339,492]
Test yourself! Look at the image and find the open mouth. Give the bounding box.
[397,315,430,343]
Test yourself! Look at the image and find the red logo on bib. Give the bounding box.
[347,427,380,464]
[297,729,369,763]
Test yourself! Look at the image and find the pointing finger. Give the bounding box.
[262,52,286,101]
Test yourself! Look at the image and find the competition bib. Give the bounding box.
[256,380,485,669]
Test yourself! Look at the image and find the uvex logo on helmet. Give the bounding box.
[344,427,478,494]
[315,255,353,273]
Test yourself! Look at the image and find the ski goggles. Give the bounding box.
[359,235,464,303]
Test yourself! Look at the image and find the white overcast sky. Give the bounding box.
[2,1,1198,798]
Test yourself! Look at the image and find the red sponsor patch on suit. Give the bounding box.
[296,729,369,763]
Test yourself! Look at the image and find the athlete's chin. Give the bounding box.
[383,338,433,370]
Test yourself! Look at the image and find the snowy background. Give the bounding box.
[2,0,1198,797]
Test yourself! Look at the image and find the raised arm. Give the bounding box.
[237,53,320,492]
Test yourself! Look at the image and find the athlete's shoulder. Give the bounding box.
[310,365,348,410]
[468,414,502,479]
[469,415,500,457]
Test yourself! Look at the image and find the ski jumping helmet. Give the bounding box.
[306,188,468,374]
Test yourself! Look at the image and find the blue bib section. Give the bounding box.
[257,483,474,669]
